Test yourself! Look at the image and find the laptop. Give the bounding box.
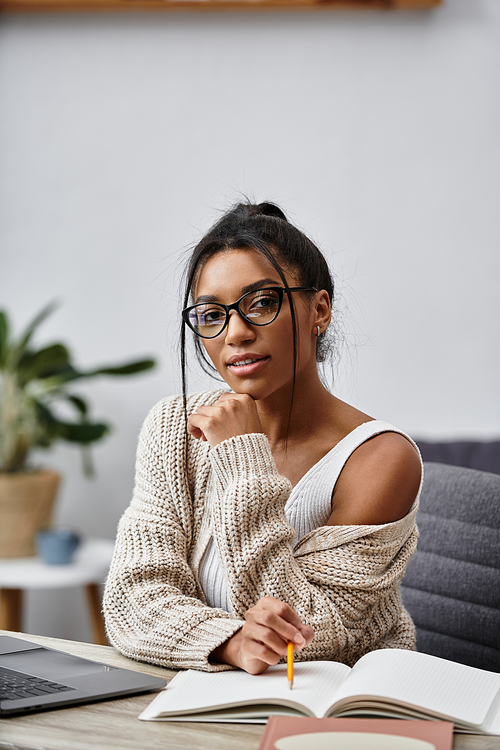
[0,635,167,716]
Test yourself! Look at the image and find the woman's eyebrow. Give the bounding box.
[194,278,280,305]
[241,278,280,295]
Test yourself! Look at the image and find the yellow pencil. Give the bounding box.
[287,641,294,690]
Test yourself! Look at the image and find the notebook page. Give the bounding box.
[482,684,500,734]
[140,661,350,720]
[330,649,500,728]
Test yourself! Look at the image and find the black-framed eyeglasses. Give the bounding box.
[182,286,317,339]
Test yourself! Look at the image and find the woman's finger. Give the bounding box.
[240,623,288,663]
[245,597,314,650]
[187,394,262,447]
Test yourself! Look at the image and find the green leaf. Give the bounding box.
[33,399,58,425]
[17,344,71,385]
[30,401,105,479]
[40,358,156,388]
[38,364,82,388]
[65,394,89,416]
[0,311,9,368]
[32,400,61,446]
[83,358,157,378]
[11,300,59,365]
[57,421,109,444]
[33,399,108,445]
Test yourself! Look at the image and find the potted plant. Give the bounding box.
[0,302,156,557]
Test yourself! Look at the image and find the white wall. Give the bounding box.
[0,0,499,640]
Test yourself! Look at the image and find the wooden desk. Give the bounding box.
[1,631,499,750]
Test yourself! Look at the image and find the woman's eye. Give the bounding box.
[203,309,225,325]
[250,295,278,311]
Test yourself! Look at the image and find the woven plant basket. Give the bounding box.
[0,470,60,558]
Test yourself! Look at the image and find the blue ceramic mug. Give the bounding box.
[36,529,81,565]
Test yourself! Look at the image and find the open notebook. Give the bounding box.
[139,648,500,735]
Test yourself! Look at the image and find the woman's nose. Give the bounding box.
[224,310,256,343]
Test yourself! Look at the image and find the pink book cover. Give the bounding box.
[258,717,454,750]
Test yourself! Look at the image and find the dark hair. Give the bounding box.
[180,201,335,418]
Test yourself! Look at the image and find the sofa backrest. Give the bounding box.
[401,462,500,672]
[415,440,500,475]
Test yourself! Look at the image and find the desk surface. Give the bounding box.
[0,631,499,750]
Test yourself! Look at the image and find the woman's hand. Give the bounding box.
[187,393,263,448]
[211,597,315,675]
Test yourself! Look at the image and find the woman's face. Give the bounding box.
[193,248,321,403]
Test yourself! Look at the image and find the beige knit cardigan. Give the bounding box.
[103,390,420,672]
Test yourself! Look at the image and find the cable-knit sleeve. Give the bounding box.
[103,395,243,672]
[209,433,419,667]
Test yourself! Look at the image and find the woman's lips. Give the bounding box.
[226,356,269,377]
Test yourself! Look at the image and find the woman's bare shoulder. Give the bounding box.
[328,423,422,526]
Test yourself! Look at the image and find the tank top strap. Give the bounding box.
[285,420,419,546]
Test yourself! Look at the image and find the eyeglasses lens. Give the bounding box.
[188,306,226,338]
[189,289,281,338]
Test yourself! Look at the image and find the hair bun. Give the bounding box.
[231,201,288,222]
[254,202,288,221]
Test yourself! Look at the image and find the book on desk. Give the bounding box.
[258,717,454,750]
[139,648,500,735]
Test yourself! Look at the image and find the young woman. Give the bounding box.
[103,202,422,675]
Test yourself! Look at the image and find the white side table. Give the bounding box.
[0,538,114,645]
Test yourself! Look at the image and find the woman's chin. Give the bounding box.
[224,378,292,405]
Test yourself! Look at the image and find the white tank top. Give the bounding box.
[198,420,417,614]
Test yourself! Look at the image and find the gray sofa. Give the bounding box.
[401,462,500,672]
[415,439,500,476]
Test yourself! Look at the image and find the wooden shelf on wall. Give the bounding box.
[0,0,442,13]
